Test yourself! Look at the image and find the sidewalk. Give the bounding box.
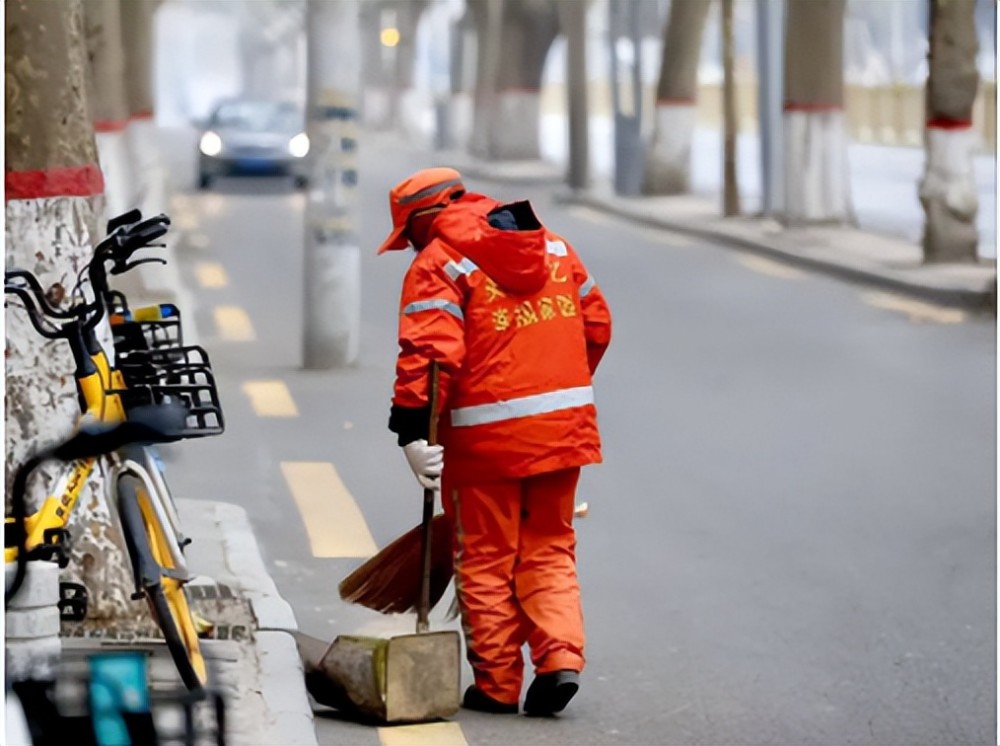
[58,499,317,746]
[441,147,996,313]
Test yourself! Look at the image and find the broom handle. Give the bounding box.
[417,361,440,634]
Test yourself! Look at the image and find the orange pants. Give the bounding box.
[441,467,585,705]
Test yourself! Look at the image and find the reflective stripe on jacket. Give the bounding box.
[393,195,612,484]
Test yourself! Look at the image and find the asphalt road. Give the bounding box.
[161,129,996,746]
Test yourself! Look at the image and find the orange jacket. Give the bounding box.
[389,194,611,484]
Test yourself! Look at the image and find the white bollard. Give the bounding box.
[5,561,63,682]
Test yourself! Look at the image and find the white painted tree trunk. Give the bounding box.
[5,196,141,622]
[493,90,541,159]
[783,110,853,224]
[96,131,136,219]
[919,126,979,262]
[644,102,698,194]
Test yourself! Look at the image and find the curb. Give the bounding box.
[560,189,997,313]
[207,501,318,746]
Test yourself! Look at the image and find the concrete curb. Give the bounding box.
[560,189,997,313]
[206,501,317,746]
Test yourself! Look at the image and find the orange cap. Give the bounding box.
[377,167,465,254]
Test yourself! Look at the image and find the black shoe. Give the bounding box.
[462,686,519,714]
[523,670,580,717]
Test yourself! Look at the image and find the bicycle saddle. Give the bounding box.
[52,402,190,461]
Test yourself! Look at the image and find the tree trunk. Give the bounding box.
[919,0,980,263]
[359,2,392,129]
[491,0,560,160]
[783,0,852,225]
[643,0,712,194]
[84,0,135,219]
[6,0,140,623]
[721,0,740,216]
[558,0,589,189]
[302,0,362,368]
[469,0,502,158]
[120,0,164,216]
[394,0,426,137]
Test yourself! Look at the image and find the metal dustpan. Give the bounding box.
[296,501,461,723]
[297,363,460,723]
[296,625,460,723]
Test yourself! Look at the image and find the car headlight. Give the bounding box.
[199,131,223,157]
[289,133,309,158]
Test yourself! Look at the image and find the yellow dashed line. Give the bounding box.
[736,255,805,279]
[175,213,198,232]
[188,233,211,251]
[195,262,228,288]
[280,462,377,558]
[242,380,298,417]
[862,291,966,324]
[214,305,256,341]
[378,722,468,746]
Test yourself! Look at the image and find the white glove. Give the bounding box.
[402,439,444,491]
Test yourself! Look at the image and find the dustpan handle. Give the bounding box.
[417,361,441,634]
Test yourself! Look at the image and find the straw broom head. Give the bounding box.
[338,513,453,615]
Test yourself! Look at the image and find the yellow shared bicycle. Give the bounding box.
[5,210,225,690]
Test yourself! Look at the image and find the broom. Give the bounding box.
[338,363,454,614]
[338,362,593,616]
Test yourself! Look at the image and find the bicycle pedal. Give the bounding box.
[59,582,88,622]
[193,611,215,639]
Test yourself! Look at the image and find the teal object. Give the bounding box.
[88,652,151,745]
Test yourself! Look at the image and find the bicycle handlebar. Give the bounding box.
[4,285,66,339]
[5,211,173,334]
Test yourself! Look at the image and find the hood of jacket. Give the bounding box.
[429,193,549,296]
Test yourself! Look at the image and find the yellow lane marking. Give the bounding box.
[862,291,966,324]
[736,254,805,279]
[378,722,468,746]
[214,305,256,341]
[195,262,228,288]
[241,381,299,417]
[175,213,198,232]
[280,462,377,558]
[188,233,211,250]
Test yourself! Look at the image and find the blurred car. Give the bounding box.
[197,99,310,189]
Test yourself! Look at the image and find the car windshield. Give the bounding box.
[210,101,301,132]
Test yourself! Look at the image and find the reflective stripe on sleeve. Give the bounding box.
[579,275,596,297]
[402,299,464,321]
[450,386,594,427]
[444,257,479,281]
[546,240,568,256]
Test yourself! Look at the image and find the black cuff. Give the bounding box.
[388,405,431,447]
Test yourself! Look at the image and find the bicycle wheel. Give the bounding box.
[117,475,207,690]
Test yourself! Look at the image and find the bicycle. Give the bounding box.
[7,405,228,745]
[5,210,225,690]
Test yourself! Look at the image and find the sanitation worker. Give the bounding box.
[378,167,611,716]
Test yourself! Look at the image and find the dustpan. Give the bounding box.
[297,363,461,723]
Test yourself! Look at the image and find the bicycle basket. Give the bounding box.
[115,371,224,439]
[116,346,215,387]
[111,304,183,354]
